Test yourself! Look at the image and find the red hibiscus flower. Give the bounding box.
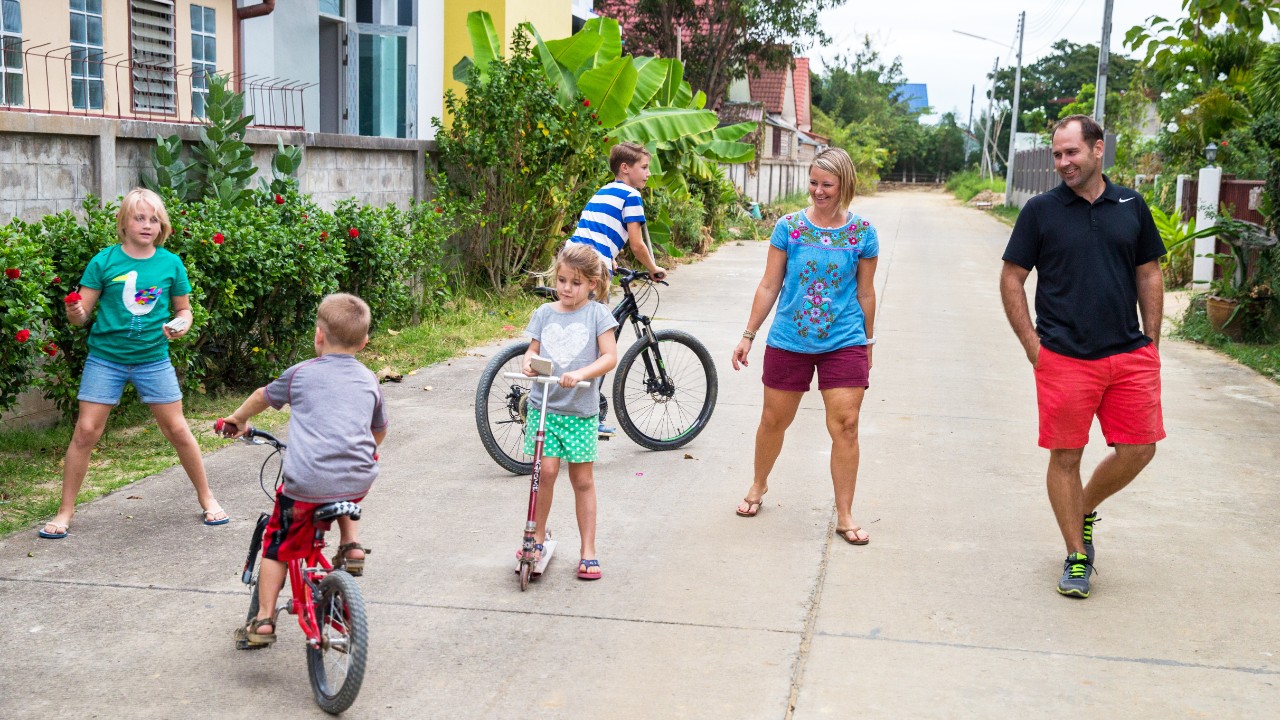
[44,342,58,357]
[15,329,30,343]
[52,276,61,284]
[275,194,284,204]
[348,228,359,238]
[213,232,225,244]
[583,99,590,107]
[4,268,19,279]
[320,230,329,240]
[65,291,82,304]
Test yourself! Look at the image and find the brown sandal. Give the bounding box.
[235,615,278,647]
[736,491,767,518]
[836,526,870,545]
[332,542,371,576]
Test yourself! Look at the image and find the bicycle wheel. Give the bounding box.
[307,570,368,715]
[475,342,534,475]
[613,329,718,451]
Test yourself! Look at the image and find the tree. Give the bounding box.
[594,0,844,105]
[992,40,1138,128]
[1125,0,1280,68]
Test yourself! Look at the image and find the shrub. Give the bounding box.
[432,32,610,288]
[0,223,55,410]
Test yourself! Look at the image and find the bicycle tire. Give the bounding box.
[613,329,718,451]
[475,342,536,475]
[307,570,368,715]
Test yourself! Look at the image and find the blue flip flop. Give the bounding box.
[38,522,69,539]
[202,507,230,526]
[576,558,601,580]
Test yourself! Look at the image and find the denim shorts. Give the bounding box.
[78,354,183,405]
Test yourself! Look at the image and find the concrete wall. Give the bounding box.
[0,112,432,224]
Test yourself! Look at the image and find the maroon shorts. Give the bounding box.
[762,344,870,392]
[1035,343,1165,449]
[262,491,364,563]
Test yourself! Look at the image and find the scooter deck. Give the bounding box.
[515,538,557,577]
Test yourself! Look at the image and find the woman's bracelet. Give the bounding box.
[866,337,876,345]
[742,329,756,340]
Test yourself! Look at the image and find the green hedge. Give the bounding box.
[0,191,458,417]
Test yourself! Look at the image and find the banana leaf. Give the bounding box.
[523,23,577,106]
[613,107,719,145]
[578,57,638,128]
[628,58,671,115]
[694,139,755,164]
[453,11,502,85]
[653,61,685,107]
[544,26,604,75]
[690,90,706,110]
[578,17,622,69]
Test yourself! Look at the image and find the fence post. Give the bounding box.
[1193,167,1221,286]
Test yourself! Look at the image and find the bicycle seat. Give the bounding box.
[314,501,362,522]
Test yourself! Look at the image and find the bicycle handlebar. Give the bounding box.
[214,418,285,448]
[503,372,591,388]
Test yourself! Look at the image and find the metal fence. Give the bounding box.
[722,160,810,205]
[1,40,311,129]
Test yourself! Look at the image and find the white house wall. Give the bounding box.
[239,0,322,133]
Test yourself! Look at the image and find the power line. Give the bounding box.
[1029,0,1089,55]
[1026,0,1073,35]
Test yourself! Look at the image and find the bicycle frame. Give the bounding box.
[288,531,337,648]
[611,272,674,398]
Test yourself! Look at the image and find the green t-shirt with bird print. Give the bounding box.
[79,244,191,365]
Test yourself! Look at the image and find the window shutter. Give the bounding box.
[131,0,175,113]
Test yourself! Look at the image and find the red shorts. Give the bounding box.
[262,491,364,563]
[1035,343,1165,449]
[762,344,870,392]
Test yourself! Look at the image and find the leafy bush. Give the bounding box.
[946,169,1006,202]
[433,32,610,288]
[0,225,55,410]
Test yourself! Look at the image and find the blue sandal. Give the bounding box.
[576,558,601,580]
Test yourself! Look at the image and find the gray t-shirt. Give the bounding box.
[264,353,389,502]
[525,302,618,417]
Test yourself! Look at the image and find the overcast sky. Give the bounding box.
[811,0,1190,124]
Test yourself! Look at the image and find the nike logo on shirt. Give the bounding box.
[1118,197,1136,203]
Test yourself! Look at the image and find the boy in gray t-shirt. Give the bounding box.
[222,293,388,648]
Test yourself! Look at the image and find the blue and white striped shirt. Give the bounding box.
[567,181,646,263]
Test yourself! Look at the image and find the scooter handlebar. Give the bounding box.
[503,372,591,388]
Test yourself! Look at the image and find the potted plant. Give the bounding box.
[1196,218,1279,340]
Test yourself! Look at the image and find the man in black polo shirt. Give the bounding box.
[1000,114,1166,599]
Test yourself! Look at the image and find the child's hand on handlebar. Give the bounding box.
[559,371,585,389]
[215,417,249,439]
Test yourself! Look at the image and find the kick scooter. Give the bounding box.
[507,363,589,590]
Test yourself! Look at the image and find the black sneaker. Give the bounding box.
[1057,552,1093,598]
[1082,512,1100,565]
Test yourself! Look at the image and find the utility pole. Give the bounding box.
[967,84,975,134]
[1094,0,1115,125]
[1003,11,1025,208]
[980,58,998,179]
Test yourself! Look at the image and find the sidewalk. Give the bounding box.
[1,188,1276,718]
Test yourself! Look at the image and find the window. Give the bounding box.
[190,4,215,117]
[319,0,343,17]
[69,0,104,110]
[131,0,175,114]
[1,0,21,106]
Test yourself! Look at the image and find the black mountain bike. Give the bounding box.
[476,269,718,475]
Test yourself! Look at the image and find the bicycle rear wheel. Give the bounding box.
[475,342,535,475]
[307,570,368,715]
[613,329,718,450]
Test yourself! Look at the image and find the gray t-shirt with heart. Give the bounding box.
[525,301,619,417]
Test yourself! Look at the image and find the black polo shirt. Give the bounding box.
[1003,176,1165,360]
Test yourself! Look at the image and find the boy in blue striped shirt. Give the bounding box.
[567,142,667,282]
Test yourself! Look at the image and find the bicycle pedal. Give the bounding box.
[236,638,272,651]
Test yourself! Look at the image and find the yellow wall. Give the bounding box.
[6,1,234,118]
[441,0,573,111]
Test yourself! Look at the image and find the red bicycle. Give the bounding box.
[216,420,368,715]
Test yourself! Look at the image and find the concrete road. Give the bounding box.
[2,189,1276,719]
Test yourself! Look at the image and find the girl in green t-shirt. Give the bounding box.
[38,188,227,539]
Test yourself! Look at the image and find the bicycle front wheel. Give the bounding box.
[613,329,718,451]
[475,342,535,475]
[307,570,368,715]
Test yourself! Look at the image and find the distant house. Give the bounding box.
[718,57,822,203]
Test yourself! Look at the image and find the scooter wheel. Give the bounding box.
[519,562,532,591]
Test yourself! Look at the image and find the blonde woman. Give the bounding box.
[730,148,880,545]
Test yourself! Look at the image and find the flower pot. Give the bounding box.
[1206,295,1245,340]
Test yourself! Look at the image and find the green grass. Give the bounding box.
[946,169,1007,202]
[0,288,544,538]
[1173,297,1280,384]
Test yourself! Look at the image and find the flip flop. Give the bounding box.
[202,506,230,526]
[736,492,766,518]
[37,522,69,539]
[577,558,602,580]
[836,526,870,545]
